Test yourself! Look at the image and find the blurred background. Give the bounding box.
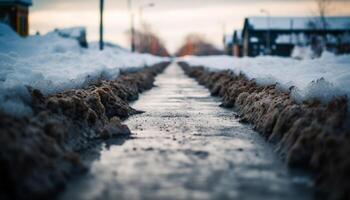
[27,0,350,54]
[0,0,348,57]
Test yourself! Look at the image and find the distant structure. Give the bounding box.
[232,30,243,57]
[55,27,89,48]
[228,16,350,57]
[0,0,32,36]
[223,34,233,55]
[224,31,244,57]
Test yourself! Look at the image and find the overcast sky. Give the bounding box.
[30,0,350,53]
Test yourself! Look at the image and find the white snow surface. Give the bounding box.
[0,23,168,116]
[56,27,85,38]
[291,46,315,60]
[180,54,350,104]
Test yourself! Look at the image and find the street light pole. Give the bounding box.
[131,13,136,52]
[138,3,155,52]
[260,9,271,55]
[128,0,135,52]
[139,3,154,28]
[99,0,104,50]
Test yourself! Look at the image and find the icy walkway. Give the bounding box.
[60,63,313,200]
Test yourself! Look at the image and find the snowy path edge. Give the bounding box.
[178,61,350,200]
[0,61,170,200]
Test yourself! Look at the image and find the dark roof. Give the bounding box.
[0,0,32,6]
[244,16,350,31]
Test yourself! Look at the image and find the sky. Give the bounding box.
[29,0,350,53]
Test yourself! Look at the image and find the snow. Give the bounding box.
[291,46,315,60]
[180,53,350,104]
[247,16,350,31]
[275,33,308,45]
[0,23,168,116]
[56,27,85,39]
[276,33,347,46]
[250,37,259,43]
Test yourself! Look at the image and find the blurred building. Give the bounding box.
[224,30,243,57]
[232,30,243,57]
[232,16,350,57]
[223,34,233,55]
[0,0,32,36]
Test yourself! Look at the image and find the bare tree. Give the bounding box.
[130,27,169,57]
[176,34,223,56]
[315,0,333,29]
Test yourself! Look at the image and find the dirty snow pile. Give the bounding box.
[0,23,167,116]
[181,54,350,104]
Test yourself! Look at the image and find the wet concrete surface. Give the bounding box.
[60,63,313,200]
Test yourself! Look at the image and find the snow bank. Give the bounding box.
[0,23,168,116]
[180,53,350,104]
[291,46,315,60]
[57,27,85,38]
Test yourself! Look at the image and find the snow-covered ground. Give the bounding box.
[180,54,350,104]
[0,23,168,116]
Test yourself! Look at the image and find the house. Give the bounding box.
[232,30,243,57]
[0,0,32,36]
[223,34,233,55]
[241,16,350,57]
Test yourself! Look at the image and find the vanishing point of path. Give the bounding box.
[61,63,313,200]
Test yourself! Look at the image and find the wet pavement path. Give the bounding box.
[61,63,313,200]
